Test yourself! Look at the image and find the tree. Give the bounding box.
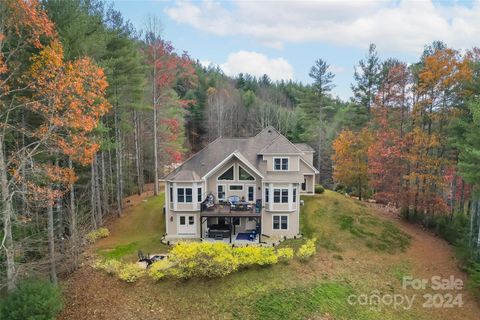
[145,17,195,194]
[332,129,371,200]
[0,0,56,292]
[301,59,335,185]
[351,44,382,115]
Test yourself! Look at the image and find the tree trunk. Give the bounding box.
[133,109,143,195]
[114,96,122,216]
[0,135,16,291]
[101,151,108,214]
[95,154,103,226]
[47,199,57,285]
[91,161,98,230]
[68,158,78,268]
[153,50,159,195]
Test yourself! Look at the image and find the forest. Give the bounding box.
[1,0,480,301]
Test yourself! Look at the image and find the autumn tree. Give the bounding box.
[145,16,196,194]
[332,129,372,200]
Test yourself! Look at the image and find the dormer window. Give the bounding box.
[218,166,234,180]
[274,157,289,171]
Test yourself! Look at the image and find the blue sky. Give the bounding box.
[111,0,480,101]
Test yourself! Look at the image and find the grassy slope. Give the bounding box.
[68,190,477,320]
[96,193,168,261]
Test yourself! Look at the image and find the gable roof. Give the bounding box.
[163,126,317,181]
[294,143,315,153]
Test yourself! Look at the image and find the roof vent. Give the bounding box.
[267,129,272,133]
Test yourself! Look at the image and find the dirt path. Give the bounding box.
[367,203,480,317]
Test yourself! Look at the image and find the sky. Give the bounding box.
[111,0,480,101]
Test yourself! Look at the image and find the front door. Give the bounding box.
[177,214,196,235]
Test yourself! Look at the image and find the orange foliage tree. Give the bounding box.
[332,129,372,200]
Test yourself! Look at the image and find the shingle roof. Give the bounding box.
[294,143,315,152]
[163,126,315,181]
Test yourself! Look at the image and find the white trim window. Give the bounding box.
[177,188,193,203]
[273,215,288,230]
[218,166,234,181]
[273,189,288,203]
[273,157,289,171]
[238,165,255,181]
[265,187,269,203]
[197,187,202,202]
[293,188,297,202]
[248,185,255,202]
[229,185,243,191]
[217,185,226,201]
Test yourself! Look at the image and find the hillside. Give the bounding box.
[59,191,480,320]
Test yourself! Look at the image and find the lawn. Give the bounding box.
[95,193,169,261]
[61,190,479,320]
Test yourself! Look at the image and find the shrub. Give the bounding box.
[0,278,63,320]
[467,262,480,298]
[276,248,294,263]
[86,227,110,243]
[297,238,317,261]
[148,259,173,281]
[117,263,145,283]
[168,242,238,279]
[233,246,278,268]
[315,184,325,194]
[93,259,122,275]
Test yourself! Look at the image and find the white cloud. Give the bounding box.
[165,0,480,54]
[218,51,294,81]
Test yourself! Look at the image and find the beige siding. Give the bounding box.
[262,211,299,239]
[302,152,314,165]
[263,155,300,172]
[206,158,262,203]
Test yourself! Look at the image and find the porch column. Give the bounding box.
[173,182,177,211]
[288,183,293,211]
[229,217,232,243]
[268,183,273,211]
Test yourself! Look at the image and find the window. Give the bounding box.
[274,157,289,171]
[179,216,186,225]
[197,187,202,202]
[177,188,193,203]
[302,179,306,191]
[233,217,240,226]
[169,187,173,202]
[218,166,234,180]
[218,217,226,225]
[274,189,281,203]
[239,166,254,180]
[188,216,195,225]
[273,189,288,203]
[273,215,288,230]
[265,188,269,202]
[229,185,243,191]
[293,188,297,202]
[217,185,225,201]
[248,186,254,202]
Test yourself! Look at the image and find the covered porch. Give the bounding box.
[200,211,262,244]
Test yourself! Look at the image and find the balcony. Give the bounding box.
[200,198,262,217]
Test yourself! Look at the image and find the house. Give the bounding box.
[163,126,319,243]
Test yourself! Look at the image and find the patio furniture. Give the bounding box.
[201,193,215,211]
[208,224,231,238]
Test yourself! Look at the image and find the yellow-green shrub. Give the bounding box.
[297,238,317,261]
[276,248,294,263]
[148,259,173,281]
[86,227,110,243]
[168,242,238,279]
[118,263,145,283]
[93,259,122,275]
[233,246,278,268]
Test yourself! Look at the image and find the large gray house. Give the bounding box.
[163,126,319,243]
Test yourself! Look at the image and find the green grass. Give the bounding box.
[96,193,168,261]
[301,191,411,254]
[82,191,435,320]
